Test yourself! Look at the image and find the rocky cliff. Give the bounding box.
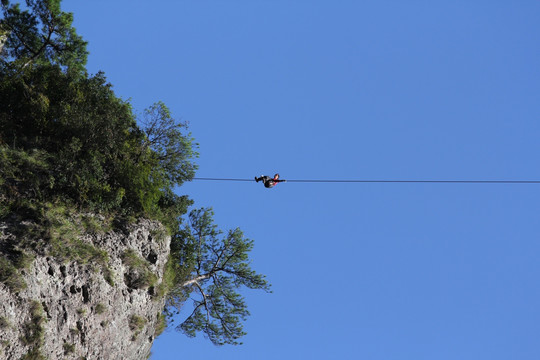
[0,218,170,360]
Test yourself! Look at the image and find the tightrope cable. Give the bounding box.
[192,178,540,184]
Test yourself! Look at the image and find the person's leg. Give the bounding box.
[256,176,270,183]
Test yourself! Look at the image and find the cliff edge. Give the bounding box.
[0,217,170,360]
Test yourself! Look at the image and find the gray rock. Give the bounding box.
[0,219,170,360]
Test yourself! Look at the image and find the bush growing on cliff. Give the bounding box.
[0,256,27,291]
[20,300,45,347]
[0,316,9,328]
[129,314,147,341]
[94,303,106,315]
[63,342,75,355]
[121,249,158,290]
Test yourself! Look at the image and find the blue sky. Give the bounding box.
[63,1,540,359]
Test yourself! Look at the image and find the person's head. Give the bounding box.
[274,173,280,179]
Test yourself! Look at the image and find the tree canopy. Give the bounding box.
[0,0,197,217]
[169,208,271,345]
[0,0,87,73]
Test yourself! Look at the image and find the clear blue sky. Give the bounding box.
[64,1,540,359]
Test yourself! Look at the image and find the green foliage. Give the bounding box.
[141,101,198,187]
[0,241,33,291]
[121,249,157,290]
[20,300,45,347]
[0,68,164,215]
[63,342,75,355]
[0,147,51,205]
[12,250,34,269]
[0,69,195,226]
[167,208,271,346]
[150,225,170,243]
[0,0,197,224]
[0,256,27,291]
[154,255,178,300]
[81,213,111,234]
[0,316,9,328]
[94,303,106,315]
[103,266,115,287]
[43,203,111,271]
[129,315,146,331]
[155,313,167,337]
[129,314,146,340]
[1,199,117,289]
[19,348,46,360]
[51,236,108,266]
[0,0,88,74]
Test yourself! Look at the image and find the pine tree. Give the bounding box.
[0,0,87,74]
[169,208,271,345]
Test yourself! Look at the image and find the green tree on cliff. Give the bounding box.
[168,208,271,346]
[0,0,87,73]
[0,0,197,215]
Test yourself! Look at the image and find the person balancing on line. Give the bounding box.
[255,173,287,188]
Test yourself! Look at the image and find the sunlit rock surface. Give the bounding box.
[0,219,169,360]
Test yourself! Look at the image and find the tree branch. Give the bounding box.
[194,281,211,335]
[207,293,234,337]
[22,22,53,68]
[181,273,211,288]
[219,246,242,271]
[2,18,39,58]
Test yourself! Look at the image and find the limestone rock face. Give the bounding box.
[0,219,170,360]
